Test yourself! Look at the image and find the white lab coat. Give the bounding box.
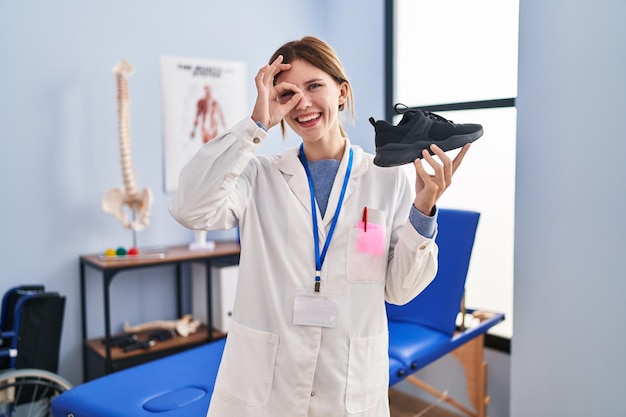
[169,118,439,417]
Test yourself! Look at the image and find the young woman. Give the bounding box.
[169,36,470,417]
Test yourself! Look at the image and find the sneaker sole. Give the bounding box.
[373,129,483,167]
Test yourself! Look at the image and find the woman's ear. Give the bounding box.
[338,81,349,110]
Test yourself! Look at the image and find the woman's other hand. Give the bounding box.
[412,143,470,216]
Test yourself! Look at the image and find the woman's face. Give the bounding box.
[275,59,348,146]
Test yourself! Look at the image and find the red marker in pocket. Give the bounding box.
[362,206,368,232]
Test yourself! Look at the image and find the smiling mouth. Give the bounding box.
[296,113,321,124]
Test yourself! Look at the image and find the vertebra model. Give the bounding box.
[102,59,153,231]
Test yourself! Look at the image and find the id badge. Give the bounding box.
[293,290,339,328]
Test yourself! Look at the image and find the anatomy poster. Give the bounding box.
[160,55,247,192]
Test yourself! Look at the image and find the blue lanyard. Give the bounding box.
[299,144,353,292]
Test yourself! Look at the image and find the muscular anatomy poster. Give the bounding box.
[160,56,247,192]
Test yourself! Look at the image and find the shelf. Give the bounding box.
[80,242,241,381]
[85,325,225,361]
[81,243,241,270]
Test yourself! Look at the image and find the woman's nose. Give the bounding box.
[296,92,312,110]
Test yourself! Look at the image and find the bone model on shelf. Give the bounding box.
[101,59,154,232]
[123,314,202,337]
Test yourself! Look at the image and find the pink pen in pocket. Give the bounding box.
[356,206,385,256]
[363,206,367,232]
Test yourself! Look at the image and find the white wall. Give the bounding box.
[0,0,385,385]
[512,0,626,415]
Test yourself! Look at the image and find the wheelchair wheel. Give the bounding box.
[0,369,72,417]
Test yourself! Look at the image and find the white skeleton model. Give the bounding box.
[102,59,153,232]
[124,314,202,337]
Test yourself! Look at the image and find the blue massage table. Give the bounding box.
[386,209,505,417]
[52,336,417,417]
[52,209,504,417]
[52,338,226,417]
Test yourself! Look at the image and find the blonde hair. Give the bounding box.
[269,36,355,138]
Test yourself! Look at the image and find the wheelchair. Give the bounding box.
[0,285,72,417]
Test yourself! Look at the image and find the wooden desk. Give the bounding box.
[79,242,240,381]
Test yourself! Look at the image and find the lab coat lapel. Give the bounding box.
[323,139,367,228]
[275,147,325,235]
[274,141,367,232]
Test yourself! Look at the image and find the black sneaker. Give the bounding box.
[370,104,483,167]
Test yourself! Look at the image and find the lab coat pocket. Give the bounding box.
[346,210,387,283]
[345,332,389,414]
[215,321,279,407]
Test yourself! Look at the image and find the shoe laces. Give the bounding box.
[394,103,454,124]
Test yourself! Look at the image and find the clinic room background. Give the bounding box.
[1,1,624,416]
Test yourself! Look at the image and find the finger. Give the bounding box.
[267,55,291,79]
[255,64,270,84]
[451,143,471,175]
[274,82,301,94]
[274,82,302,103]
[256,59,291,87]
[413,158,433,189]
[413,159,438,214]
[270,54,284,68]
[280,91,303,113]
[428,144,449,163]
[429,144,453,176]
[261,55,283,78]
[430,146,453,187]
[421,149,446,188]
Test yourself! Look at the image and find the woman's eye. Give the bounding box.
[309,83,322,90]
[278,91,295,103]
